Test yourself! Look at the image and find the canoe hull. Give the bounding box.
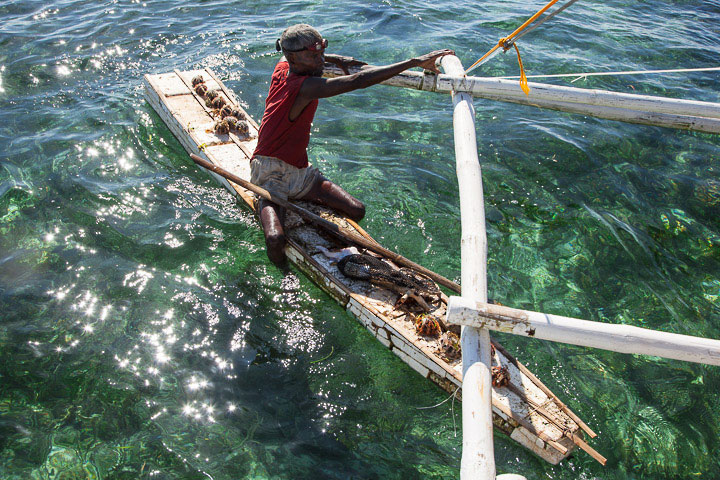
[143,68,589,465]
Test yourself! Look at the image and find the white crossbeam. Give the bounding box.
[446,297,720,366]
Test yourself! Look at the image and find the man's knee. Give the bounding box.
[265,231,287,265]
[312,180,366,221]
[348,201,365,221]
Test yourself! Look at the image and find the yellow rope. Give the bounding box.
[513,44,530,95]
[503,0,560,46]
[466,0,560,73]
[465,0,564,94]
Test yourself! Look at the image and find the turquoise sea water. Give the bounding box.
[1,0,720,478]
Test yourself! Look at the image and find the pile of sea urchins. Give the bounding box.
[191,75,250,136]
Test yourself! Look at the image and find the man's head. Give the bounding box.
[276,24,327,76]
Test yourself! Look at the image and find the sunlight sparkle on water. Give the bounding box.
[33,8,58,20]
[99,305,111,321]
[118,156,133,171]
[164,233,184,248]
[106,45,126,57]
[43,226,60,244]
[187,376,209,391]
[215,358,230,370]
[72,290,99,317]
[150,408,167,420]
[115,356,130,369]
[181,401,216,423]
[97,190,150,220]
[162,326,176,340]
[123,268,154,294]
[154,349,171,364]
[48,284,73,300]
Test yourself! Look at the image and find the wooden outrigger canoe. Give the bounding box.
[143,68,602,465]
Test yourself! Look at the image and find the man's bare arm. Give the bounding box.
[302,49,454,101]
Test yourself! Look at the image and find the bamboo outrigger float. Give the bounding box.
[143,68,601,466]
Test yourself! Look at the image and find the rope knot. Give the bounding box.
[499,37,514,52]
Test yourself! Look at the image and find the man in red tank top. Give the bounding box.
[253,24,453,266]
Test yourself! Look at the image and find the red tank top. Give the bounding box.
[253,61,319,168]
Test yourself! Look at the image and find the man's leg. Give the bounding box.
[258,198,287,266]
[301,179,365,221]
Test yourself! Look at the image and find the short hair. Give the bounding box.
[276,24,322,52]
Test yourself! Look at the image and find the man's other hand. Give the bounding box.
[325,54,368,75]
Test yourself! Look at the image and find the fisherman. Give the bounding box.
[251,23,453,266]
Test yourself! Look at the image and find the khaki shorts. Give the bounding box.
[250,155,325,200]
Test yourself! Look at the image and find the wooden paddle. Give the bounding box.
[189,153,461,294]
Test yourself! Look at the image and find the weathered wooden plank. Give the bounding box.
[152,72,189,96]
[510,427,566,466]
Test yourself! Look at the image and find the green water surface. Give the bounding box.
[1,0,720,478]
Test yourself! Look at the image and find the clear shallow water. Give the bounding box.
[1,0,719,478]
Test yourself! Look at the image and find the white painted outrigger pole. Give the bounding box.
[323,66,720,134]
[441,55,525,480]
